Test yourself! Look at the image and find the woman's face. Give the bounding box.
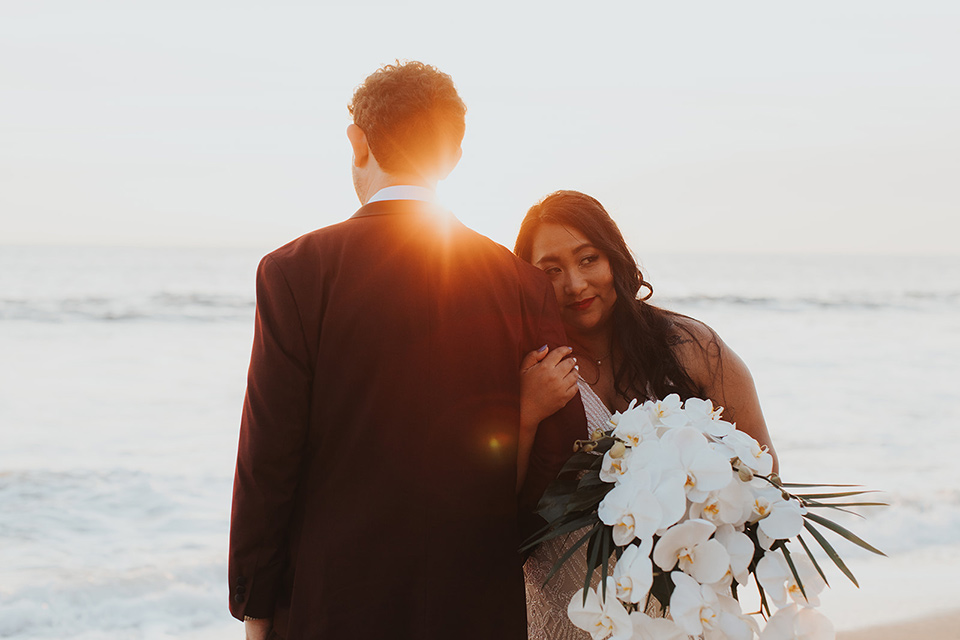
[529,222,617,338]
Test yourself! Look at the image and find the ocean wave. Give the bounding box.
[656,290,960,311]
[2,289,957,323]
[0,293,254,322]
[0,468,233,638]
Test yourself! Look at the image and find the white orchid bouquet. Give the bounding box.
[521,395,885,640]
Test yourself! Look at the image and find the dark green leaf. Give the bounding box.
[600,526,611,600]
[797,534,829,588]
[804,512,886,557]
[753,569,771,617]
[802,501,887,508]
[559,450,605,473]
[793,490,877,500]
[543,522,601,586]
[781,545,807,602]
[799,499,864,518]
[564,482,614,514]
[520,511,599,552]
[578,472,609,489]
[803,521,859,587]
[583,527,603,605]
[536,473,582,522]
[780,482,860,488]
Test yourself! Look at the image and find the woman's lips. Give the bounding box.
[570,297,595,311]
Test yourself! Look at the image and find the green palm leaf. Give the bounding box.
[793,490,879,499]
[797,533,829,587]
[544,522,600,586]
[803,521,859,587]
[583,527,603,605]
[804,512,886,556]
[520,511,599,552]
[781,544,807,601]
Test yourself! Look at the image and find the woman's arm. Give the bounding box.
[517,346,579,491]
[672,318,780,474]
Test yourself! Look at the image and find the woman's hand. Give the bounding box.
[521,345,579,431]
[517,345,579,492]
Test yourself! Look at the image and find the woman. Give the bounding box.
[516,190,778,640]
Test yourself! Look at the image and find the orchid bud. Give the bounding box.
[737,464,754,482]
[609,441,626,459]
[591,428,605,441]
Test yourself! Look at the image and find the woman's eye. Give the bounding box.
[581,254,599,266]
[543,266,561,276]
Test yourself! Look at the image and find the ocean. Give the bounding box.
[1,245,958,638]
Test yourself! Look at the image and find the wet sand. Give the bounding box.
[837,609,960,640]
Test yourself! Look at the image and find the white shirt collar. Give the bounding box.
[366,185,437,205]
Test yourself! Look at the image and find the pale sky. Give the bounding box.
[1,1,958,254]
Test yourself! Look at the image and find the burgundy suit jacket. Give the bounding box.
[228,200,585,639]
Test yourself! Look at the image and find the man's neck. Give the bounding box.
[367,185,438,205]
[359,173,436,205]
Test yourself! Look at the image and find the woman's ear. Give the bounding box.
[346,124,369,168]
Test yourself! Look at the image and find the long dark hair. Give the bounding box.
[514,190,708,403]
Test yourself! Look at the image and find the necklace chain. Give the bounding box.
[573,346,611,386]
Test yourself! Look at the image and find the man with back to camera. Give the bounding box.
[227,61,585,639]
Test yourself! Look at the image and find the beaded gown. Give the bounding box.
[523,379,668,639]
[523,379,616,640]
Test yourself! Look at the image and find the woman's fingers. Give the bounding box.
[520,344,551,372]
[558,355,578,375]
[540,345,573,368]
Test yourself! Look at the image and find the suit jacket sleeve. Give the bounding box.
[228,254,313,620]
[517,280,586,534]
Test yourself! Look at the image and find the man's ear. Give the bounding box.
[347,124,369,168]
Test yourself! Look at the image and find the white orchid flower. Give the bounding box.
[611,402,657,447]
[653,519,731,585]
[568,577,634,640]
[714,524,755,586]
[709,593,761,640]
[750,485,805,540]
[759,603,835,640]
[607,398,638,428]
[661,427,732,503]
[651,466,689,532]
[672,571,758,640]
[689,477,752,527]
[598,471,664,545]
[757,551,826,609]
[599,442,634,484]
[723,428,774,476]
[785,554,827,607]
[629,611,689,640]
[649,394,688,429]
[756,552,791,608]
[613,538,654,603]
[684,397,735,438]
[668,570,722,637]
[622,440,689,532]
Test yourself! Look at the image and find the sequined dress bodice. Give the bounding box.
[523,379,614,640]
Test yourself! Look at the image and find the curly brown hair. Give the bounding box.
[348,61,466,179]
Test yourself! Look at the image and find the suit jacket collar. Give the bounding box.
[351,199,448,220]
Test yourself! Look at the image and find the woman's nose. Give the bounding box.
[564,271,587,296]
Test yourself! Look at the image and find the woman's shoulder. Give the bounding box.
[662,312,755,395]
[662,313,719,355]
